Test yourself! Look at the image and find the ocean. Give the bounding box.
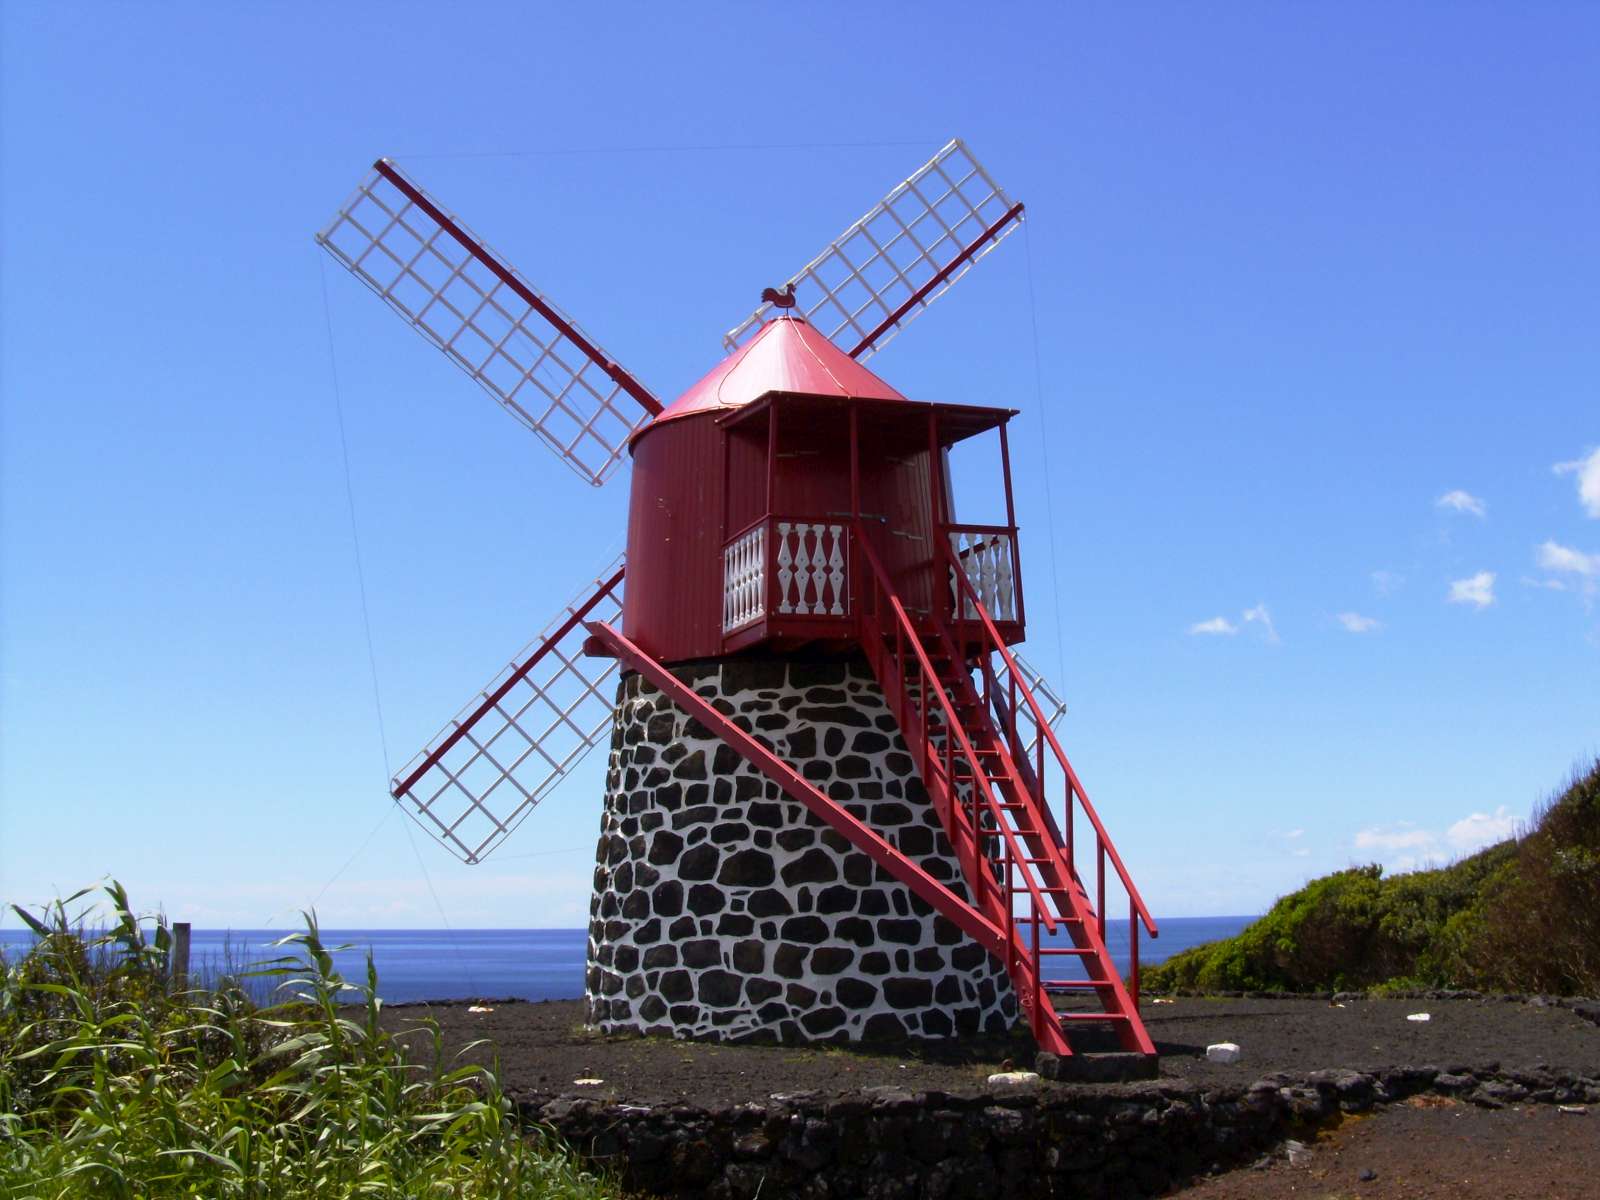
[0,916,1252,1003]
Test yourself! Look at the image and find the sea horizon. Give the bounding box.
[1,915,1254,1004]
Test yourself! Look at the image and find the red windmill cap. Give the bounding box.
[641,316,907,436]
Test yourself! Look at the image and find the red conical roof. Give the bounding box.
[646,316,906,432]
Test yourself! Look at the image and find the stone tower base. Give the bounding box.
[584,656,1017,1043]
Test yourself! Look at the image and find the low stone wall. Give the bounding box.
[524,1064,1600,1200]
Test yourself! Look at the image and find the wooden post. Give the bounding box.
[172,921,191,991]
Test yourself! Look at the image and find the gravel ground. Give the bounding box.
[1171,1094,1600,1200]
[381,994,1600,1109]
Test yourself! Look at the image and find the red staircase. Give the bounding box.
[854,529,1158,1059]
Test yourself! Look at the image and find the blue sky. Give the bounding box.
[2,4,1597,931]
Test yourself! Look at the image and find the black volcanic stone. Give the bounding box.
[951,943,988,970]
[732,939,766,972]
[801,1006,847,1035]
[681,939,721,969]
[815,885,856,914]
[856,891,890,916]
[717,848,777,887]
[884,977,934,1009]
[785,726,817,758]
[711,821,749,845]
[835,917,874,946]
[652,880,683,917]
[687,884,726,916]
[914,947,945,972]
[858,952,891,975]
[642,944,677,969]
[851,730,892,754]
[747,801,784,828]
[775,828,815,852]
[797,705,869,728]
[810,947,854,975]
[781,848,838,885]
[823,728,846,757]
[862,1011,907,1040]
[774,945,807,979]
[677,844,720,881]
[716,914,754,937]
[747,888,793,917]
[837,977,878,1008]
[781,916,829,944]
[836,755,873,780]
[647,830,683,865]
[877,919,923,944]
[746,977,781,1003]
[659,970,693,1002]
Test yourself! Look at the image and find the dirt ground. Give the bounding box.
[1171,1095,1600,1200]
[380,994,1600,1109]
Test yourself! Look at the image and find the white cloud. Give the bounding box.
[1554,447,1600,518]
[1354,825,1436,853]
[1436,489,1486,518]
[1537,540,1600,577]
[1242,602,1280,644]
[1371,570,1402,596]
[1285,829,1305,840]
[1447,571,1496,609]
[1521,576,1568,592]
[1446,807,1517,852]
[1353,805,1519,871]
[1336,612,1382,633]
[1189,616,1239,636]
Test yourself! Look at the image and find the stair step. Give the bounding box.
[1035,947,1096,957]
[1040,977,1118,985]
[1053,1010,1133,1022]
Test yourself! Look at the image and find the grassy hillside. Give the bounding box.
[1148,759,1600,995]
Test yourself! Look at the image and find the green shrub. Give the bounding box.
[0,883,614,1200]
[1146,759,1600,996]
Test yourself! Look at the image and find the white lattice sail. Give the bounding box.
[391,557,626,864]
[317,160,656,486]
[990,651,1067,763]
[723,139,1023,361]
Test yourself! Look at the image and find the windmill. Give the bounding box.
[316,141,1158,1062]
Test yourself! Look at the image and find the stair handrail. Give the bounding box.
[946,556,1159,940]
[853,526,1061,937]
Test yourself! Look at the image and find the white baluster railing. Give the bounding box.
[722,524,767,633]
[775,522,849,617]
[949,528,1017,622]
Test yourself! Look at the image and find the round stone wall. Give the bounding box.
[584,656,1017,1043]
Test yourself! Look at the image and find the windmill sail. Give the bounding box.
[723,139,1024,362]
[989,650,1067,762]
[390,557,625,864]
[317,160,659,486]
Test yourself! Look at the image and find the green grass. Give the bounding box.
[1147,758,1600,996]
[0,883,617,1200]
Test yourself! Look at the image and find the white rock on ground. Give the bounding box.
[1205,1042,1242,1064]
[986,1071,1041,1090]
